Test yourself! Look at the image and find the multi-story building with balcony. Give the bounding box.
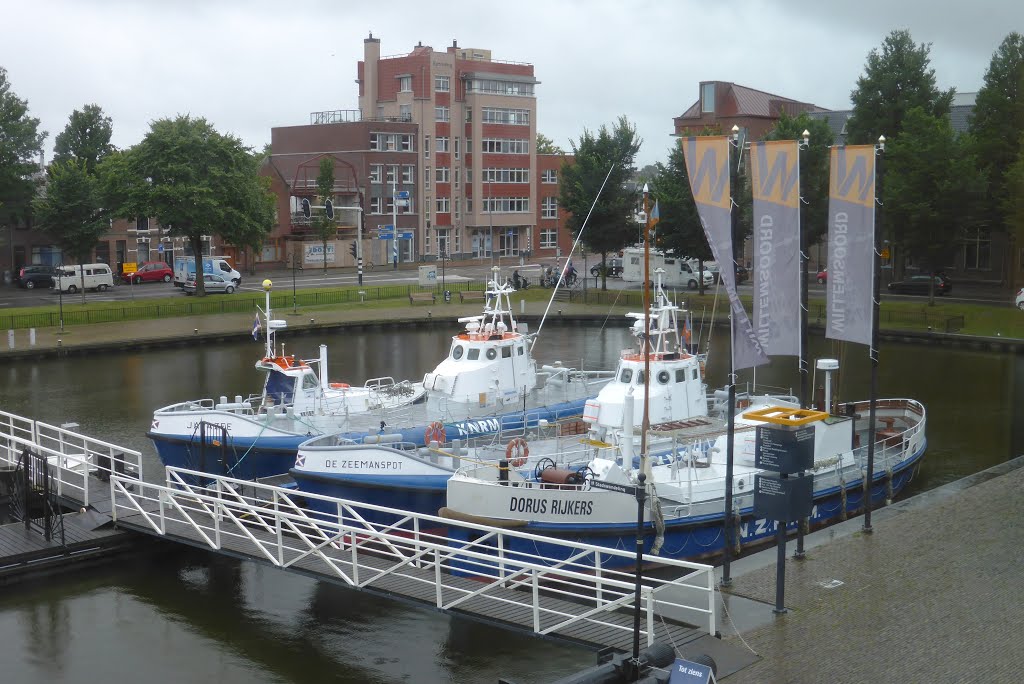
[259,34,573,269]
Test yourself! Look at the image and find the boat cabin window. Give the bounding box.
[264,370,295,405]
[636,371,645,385]
[467,348,480,360]
[517,345,523,355]
[657,370,670,384]
[501,346,512,358]
[619,368,633,383]
[692,368,699,380]
[676,369,686,383]
[302,374,319,390]
[452,345,465,360]
[486,348,497,360]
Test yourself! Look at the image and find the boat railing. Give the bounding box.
[113,465,716,641]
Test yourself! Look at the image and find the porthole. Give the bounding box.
[657,370,670,385]
[486,348,497,360]
[452,345,464,360]
[737,479,745,490]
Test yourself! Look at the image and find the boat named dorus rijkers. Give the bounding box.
[149,274,611,481]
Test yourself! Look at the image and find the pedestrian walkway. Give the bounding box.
[717,456,1024,682]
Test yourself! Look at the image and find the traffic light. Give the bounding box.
[301,198,311,219]
[349,242,358,259]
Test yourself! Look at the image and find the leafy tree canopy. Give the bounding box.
[536,133,564,155]
[969,32,1024,231]
[559,116,641,288]
[313,156,336,273]
[0,67,46,226]
[847,29,954,145]
[52,104,114,175]
[33,160,110,287]
[111,115,273,296]
[649,141,707,263]
[885,107,985,299]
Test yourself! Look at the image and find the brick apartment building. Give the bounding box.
[259,34,574,270]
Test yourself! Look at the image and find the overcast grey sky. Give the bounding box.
[2,0,1019,168]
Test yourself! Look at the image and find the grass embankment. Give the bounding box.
[2,282,1020,339]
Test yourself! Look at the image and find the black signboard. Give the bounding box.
[753,472,813,522]
[590,479,641,497]
[755,424,815,473]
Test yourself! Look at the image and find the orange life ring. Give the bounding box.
[425,421,446,445]
[329,382,350,389]
[505,437,529,467]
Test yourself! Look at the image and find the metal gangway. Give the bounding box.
[109,466,718,653]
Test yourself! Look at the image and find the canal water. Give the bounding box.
[0,322,1019,683]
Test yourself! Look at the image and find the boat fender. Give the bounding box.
[329,382,350,389]
[506,437,529,467]
[425,421,446,445]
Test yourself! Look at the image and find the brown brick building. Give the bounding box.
[673,81,826,141]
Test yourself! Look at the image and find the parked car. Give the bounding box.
[816,268,827,284]
[734,265,750,284]
[1016,287,1024,311]
[123,261,173,284]
[887,274,952,297]
[183,273,237,295]
[590,258,623,278]
[15,264,58,289]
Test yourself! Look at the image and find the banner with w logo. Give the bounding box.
[750,140,801,357]
[826,146,876,346]
[682,136,768,370]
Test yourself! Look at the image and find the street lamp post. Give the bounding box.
[487,178,494,270]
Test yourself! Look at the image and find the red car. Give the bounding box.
[123,261,173,284]
[816,268,827,284]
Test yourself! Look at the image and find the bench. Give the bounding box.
[409,291,436,305]
[459,290,487,303]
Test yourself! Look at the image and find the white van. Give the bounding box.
[621,247,715,289]
[53,263,115,293]
[173,256,241,288]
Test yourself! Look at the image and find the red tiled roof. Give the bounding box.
[676,82,827,120]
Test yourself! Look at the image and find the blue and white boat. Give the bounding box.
[149,275,610,481]
[289,274,711,521]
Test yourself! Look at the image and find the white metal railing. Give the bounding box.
[110,466,716,641]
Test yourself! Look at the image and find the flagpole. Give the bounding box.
[864,135,885,533]
[795,129,811,559]
[640,183,651,483]
[722,126,741,587]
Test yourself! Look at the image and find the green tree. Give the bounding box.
[847,29,954,145]
[969,32,1024,253]
[0,67,46,237]
[112,115,273,296]
[52,104,114,174]
[763,112,834,249]
[313,157,336,274]
[559,116,641,289]
[536,133,564,155]
[1003,133,1024,290]
[885,108,985,304]
[32,160,111,298]
[650,142,706,263]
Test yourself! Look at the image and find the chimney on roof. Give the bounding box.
[452,39,458,48]
[417,41,422,47]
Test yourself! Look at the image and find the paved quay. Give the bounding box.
[717,457,1024,683]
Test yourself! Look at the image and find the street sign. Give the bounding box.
[377,233,394,240]
[881,247,891,260]
[383,224,395,231]
[669,658,714,684]
[157,243,164,254]
[396,191,409,199]
[399,232,414,240]
[754,472,813,522]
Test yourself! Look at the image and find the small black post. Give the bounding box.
[20,450,30,532]
[773,484,787,614]
[41,457,52,542]
[721,383,737,586]
[291,252,297,314]
[630,472,647,680]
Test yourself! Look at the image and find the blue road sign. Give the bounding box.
[157,243,164,254]
[396,191,409,199]
[399,232,414,240]
[377,233,394,240]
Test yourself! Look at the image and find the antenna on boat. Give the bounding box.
[532,162,617,349]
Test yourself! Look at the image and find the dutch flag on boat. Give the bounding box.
[252,314,261,341]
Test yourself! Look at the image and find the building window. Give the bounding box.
[483,197,530,213]
[542,196,557,219]
[466,79,535,96]
[541,169,557,183]
[386,196,394,213]
[540,228,557,248]
[370,133,381,151]
[436,167,450,183]
[454,200,460,220]
[454,137,460,160]
[436,136,449,152]
[702,83,715,113]
[436,197,450,213]
[434,75,450,92]
[399,104,411,121]
[370,165,383,183]
[370,197,383,214]
[963,230,991,270]
[482,168,530,183]
[424,135,431,158]
[481,138,529,154]
[424,166,431,189]
[465,107,472,123]
[386,165,397,184]
[399,75,412,92]
[454,167,460,189]
[466,196,473,213]
[466,138,472,154]
[402,165,415,184]
[481,107,531,125]
[435,106,450,122]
